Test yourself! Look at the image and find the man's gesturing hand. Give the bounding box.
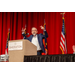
[40,26,44,30]
[22,28,25,33]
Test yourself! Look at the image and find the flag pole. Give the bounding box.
[25,24,26,35]
[60,12,65,18]
[44,19,45,24]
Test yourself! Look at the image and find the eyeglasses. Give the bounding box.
[32,30,37,31]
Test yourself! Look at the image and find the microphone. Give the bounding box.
[25,33,29,35]
[26,33,29,35]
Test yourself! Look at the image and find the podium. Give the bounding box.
[8,39,37,62]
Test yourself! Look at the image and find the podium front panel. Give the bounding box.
[8,39,37,62]
[8,40,24,62]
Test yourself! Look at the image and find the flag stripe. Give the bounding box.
[61,37,65,44]
[60,42,64,50]
[61,32,65,41]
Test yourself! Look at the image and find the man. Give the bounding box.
[22,26,48,55]
[72,45,75,54]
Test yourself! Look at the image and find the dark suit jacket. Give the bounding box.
[22,31,48,53]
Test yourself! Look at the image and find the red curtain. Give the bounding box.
[0,12,75,55]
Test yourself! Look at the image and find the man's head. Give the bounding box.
[31,27,38,36]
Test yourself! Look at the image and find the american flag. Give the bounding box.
[60,15,67,54]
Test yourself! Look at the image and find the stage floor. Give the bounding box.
[24,54,75,62]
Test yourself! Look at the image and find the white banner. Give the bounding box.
[9,41,23,50]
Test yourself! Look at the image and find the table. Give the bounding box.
[24,54,75,62]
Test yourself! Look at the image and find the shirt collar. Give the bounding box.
[33,34,37,38]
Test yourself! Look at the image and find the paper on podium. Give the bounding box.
[9,41,23,50]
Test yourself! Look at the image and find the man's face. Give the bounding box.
[31,28,38,36]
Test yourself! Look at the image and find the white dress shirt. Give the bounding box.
[31,35,41,51]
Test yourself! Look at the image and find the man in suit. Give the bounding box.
[22,26,48,55]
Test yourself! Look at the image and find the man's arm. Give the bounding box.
[40,26,48,38]
[21,28,29,40]
[22,32,29,40]
[41,31,48,38]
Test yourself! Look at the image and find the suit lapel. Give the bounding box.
[37,34,40,44]
[30,35,33,42]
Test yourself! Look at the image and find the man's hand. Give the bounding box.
[72,45,75,52]
[40,26,45,30]
[22,28,25,33]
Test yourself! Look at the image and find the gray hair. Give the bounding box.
[31,27,37,31]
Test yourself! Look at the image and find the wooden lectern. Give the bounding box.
[8,39,37,62]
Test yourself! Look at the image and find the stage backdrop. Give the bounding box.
[0,12,75,55]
